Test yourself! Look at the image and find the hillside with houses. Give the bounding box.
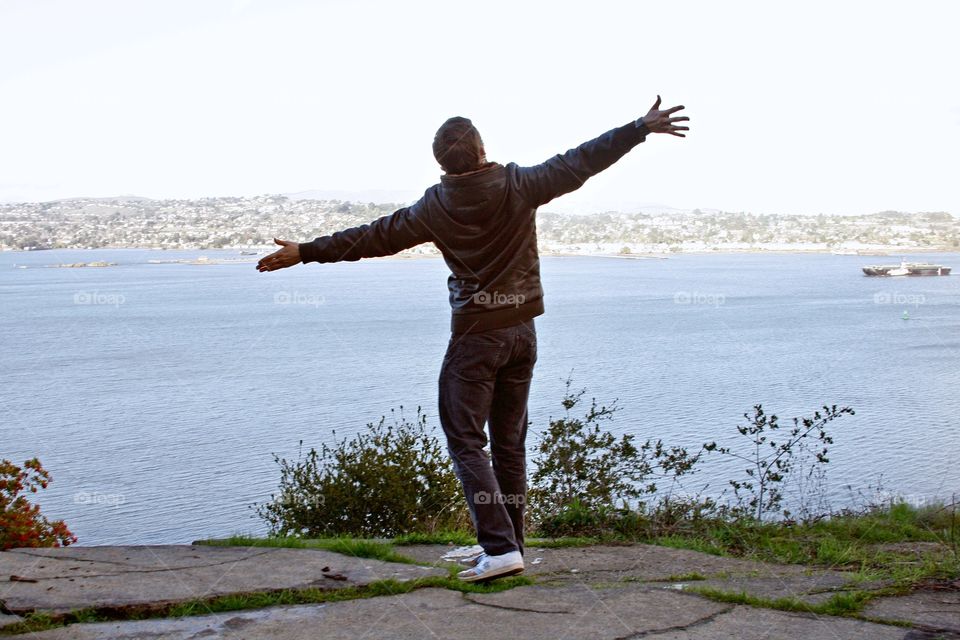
[2,196,957,255]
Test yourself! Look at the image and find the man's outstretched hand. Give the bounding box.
[641,96,689,137]
[256,238,301,272]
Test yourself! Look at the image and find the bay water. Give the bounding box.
[2,249,958,544]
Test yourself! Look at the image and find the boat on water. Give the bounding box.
[862,258,951,276]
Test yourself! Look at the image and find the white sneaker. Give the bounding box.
[441,544,484,562]
[457,550,524,583]
[458,551,485,567]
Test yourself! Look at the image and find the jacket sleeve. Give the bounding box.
[298,199,434,264]
[514,120,650,207]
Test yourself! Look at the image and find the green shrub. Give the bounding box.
[257,408,469,537]
[257,381,864,546]
[529,380,704,536]
[705,404,854,521]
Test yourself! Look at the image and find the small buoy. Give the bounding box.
[902,310,910,320]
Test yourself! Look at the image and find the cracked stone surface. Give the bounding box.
[18,583,912,639]
[402,543,799,577]
[0,545,444,616]
[864,590,960,634]
[2,543,942,638]
[684,571,859,605]
[643,604,910,639]
[402,542,861,601]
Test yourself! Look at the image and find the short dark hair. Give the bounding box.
[433,116,485,174]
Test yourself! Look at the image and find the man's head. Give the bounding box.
[433,116,486,175]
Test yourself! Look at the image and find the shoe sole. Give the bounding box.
[458,564,525,583]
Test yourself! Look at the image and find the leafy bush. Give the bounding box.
[1,458,76,550]
[257,408,469,537]
[705,404,854,521]
[258,382,856,542]
[529,381,704,536]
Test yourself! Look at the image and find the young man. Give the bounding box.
[257,97,688,581]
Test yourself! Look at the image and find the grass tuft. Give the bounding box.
[392,530,476,546]
[527,537,607,549]
[687,585,873,617]
[195,535,418,565]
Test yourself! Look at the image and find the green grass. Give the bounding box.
[687,585,874,617]
[527,500,960,596]
[439,574,535,592]
[0,608,118,636]
[0,612,60,636]
[642,502,959,582]
[527,536,609,549]
[195,535,419,565]
[392,530,476,546]
[651,534,730,557]
[653,572,709,582]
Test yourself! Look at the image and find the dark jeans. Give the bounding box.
[438,318,537,556]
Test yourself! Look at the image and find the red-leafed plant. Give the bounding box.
[1,458,77,551]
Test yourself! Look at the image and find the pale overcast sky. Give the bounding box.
[1,0,958,214]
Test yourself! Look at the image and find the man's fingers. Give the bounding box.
[274,238,285,246]
[667,131,686,137]
[669,116,690,123]
[258,259,282,272]
[257,249,282,270]
[651,95,661,111]
[673,125,690,131]
[664,105,685,115]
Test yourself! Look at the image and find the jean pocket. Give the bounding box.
[443,331,506,381]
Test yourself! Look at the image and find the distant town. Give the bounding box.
[1,195,957,256]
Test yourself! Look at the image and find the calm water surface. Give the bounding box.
[1,249,958,544]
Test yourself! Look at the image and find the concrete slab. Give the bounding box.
[865,589,960,635]
[0,545,444,616]
[19,583,912,640]
[522,543,821,582]
[687,571,857,605]
[406,542,870,606]
[404,542,791,575]
[403,542,848,584]
[644,604,910,639]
